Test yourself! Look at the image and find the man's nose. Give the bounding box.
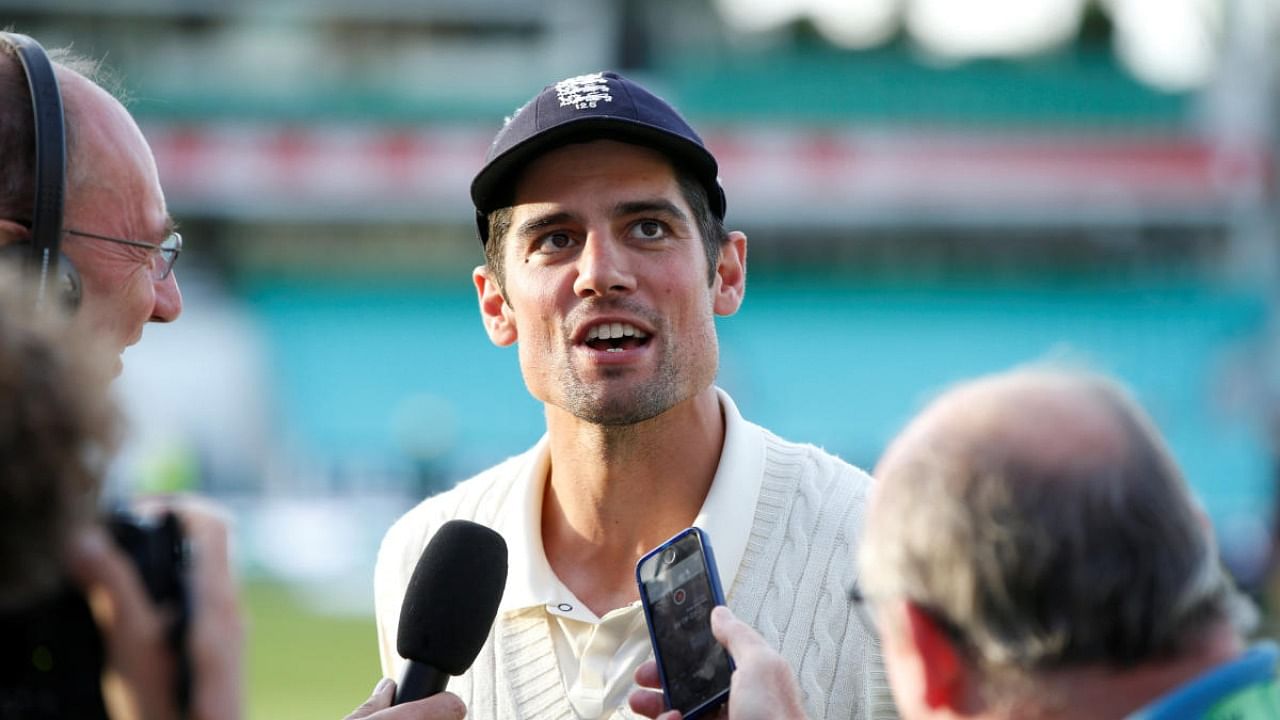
[150,271,182,323]
[573,234,636,298]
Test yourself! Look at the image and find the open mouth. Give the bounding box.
[583,321,651,353]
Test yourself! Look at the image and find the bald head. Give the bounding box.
[877,370,1139,499]
[859,368,1242,682]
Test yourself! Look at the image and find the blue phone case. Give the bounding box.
[635,527,733,719]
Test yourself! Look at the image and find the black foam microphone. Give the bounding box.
[394,519,508,704]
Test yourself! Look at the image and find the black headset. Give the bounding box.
[1,31,82,309]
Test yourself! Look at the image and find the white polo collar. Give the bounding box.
[494,388,765,622]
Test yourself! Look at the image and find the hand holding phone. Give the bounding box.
[635,527,733,719]
[629,606,808,720]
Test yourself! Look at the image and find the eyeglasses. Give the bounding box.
[6,219,182,281]
[64,228,182,281]
[848,583,882,643]
[849,583,975,656]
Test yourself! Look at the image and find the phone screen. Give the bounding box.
[636,528,732,717]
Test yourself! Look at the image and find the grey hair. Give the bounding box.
[859,369,1252,691]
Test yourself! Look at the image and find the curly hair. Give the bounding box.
[0,274,119,610]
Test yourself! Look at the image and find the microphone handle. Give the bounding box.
[394,661,450,704]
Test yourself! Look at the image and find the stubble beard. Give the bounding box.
[557,327,721,428]
[551,298,719,427]
[559,345,684,427]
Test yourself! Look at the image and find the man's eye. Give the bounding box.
[537,232,574,252]
[632,220,665,239]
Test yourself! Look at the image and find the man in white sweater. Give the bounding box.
[375,71,893,720]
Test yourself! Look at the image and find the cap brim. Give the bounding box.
[470,116,722,219]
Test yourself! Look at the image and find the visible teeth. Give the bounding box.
[586,322,647,341]
[606,347,623,353]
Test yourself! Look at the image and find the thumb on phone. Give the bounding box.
[707,606,809,720]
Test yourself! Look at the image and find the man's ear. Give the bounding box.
[712,231,746,317]
[474,265,517,347]
[0,219,29,248]
[902,601,970,711]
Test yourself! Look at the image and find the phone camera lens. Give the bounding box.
[662,548,678,565]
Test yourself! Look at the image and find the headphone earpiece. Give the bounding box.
[1,31,79,312]
[0,241,81,310]
[54,250,80,309]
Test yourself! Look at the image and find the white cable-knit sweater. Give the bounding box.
[375,401,897,719]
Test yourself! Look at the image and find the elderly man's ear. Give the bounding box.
[901,602,979,713]
[0,221,32,274]
[0,219,30,247]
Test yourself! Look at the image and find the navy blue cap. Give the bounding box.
[470,71,726,245]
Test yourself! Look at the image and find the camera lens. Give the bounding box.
[663,548,678,565]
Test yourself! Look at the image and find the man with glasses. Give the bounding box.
[633,368,1278,719]
[0,39,182,378]
[0,35,226,720]
[0,33,454,720]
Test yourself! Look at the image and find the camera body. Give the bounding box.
[107,509,192,640]
[107,509,193,711]
[0,510,191,720]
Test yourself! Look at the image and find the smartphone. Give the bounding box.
[635,527,733,719]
